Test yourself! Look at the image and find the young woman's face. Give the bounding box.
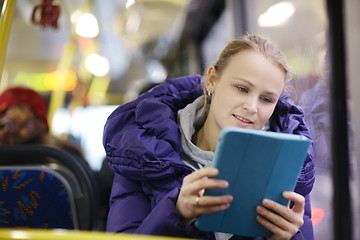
[205,50,285,136]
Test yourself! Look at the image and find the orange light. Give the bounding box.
[44,70,78,91]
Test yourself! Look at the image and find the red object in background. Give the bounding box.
[0,87,48,128]
[31,0,60,29]
[311,207,325,226]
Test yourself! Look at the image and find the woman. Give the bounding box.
[103,34,315,239]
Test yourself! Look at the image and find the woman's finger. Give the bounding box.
[257,204,293,230]
[283,191,305,213]
[182,167,219,184]
[193,195,232,215]
[195,195,233,208]
[256,204,300,239]
[260,196,304,223]
[181,168,229,196]
[177,168,232,221]
[256,193,305,239]
[189,177,229,193]
[256,215,294,240]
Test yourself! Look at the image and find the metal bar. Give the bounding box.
[228,0,255,38]
[326,0,352,239]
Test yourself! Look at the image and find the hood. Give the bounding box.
[103,75,204,181]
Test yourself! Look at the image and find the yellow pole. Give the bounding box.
[0,0,17,85]
[47,39,76,132]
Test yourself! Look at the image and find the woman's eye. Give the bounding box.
[260,96,272,103]
[237,87,247,93]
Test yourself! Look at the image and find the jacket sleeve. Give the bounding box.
[107,173,213,239]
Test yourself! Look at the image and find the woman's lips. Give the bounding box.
[232,114,253,125]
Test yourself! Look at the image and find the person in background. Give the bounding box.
[0,86,83,157]
[103,34,315,240]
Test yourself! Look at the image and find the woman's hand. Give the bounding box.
[256,191,305,240]
[176,168,233,225]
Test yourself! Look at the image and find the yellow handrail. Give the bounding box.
[0,0,17,85]
[0,229,194,240]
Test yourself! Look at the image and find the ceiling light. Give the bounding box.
[85,54,110,77]
[75,13,99,38]
[126,0,135,8]
[258,2,295,27]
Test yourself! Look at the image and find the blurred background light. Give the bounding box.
[85,54,110,77]
[258,2,295,27]
[75,13,99,38]
[52,108,71,136]
[146,60,167,83]
[70,10,82,25]
[45,70,78,91]
[69,105,118,170]
[126,0,135,9]
[125,12,141,35]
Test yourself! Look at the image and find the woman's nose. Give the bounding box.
[243,98,257,114]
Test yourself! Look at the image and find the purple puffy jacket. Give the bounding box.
[103,75,315,240]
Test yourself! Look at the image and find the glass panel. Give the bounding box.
[253,1,333,239]
[345,0,360,239]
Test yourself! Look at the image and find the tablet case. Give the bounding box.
[195,127,311,237]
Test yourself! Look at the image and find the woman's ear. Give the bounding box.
[205,66,216,92]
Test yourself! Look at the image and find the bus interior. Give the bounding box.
[0,0,359,239]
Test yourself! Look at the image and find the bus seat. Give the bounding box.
[0,145,102,230]
[0,166,77,229]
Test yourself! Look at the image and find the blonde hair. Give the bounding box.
[204,34,294,104]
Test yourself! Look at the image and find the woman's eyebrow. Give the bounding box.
[233,77,254,87]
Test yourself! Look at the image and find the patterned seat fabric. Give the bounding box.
[0,169,74,229]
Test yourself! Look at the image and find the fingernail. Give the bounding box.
[226,195,233,202]
[262,199,271,206]
[222,203,230,210]
[282,191,291,197]
[222,181,229,187]
[256,206,264,213]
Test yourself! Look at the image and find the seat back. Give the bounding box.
[0,165,78,229]
[0,145,101,230]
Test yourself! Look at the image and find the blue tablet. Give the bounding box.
[195,127,311,237]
